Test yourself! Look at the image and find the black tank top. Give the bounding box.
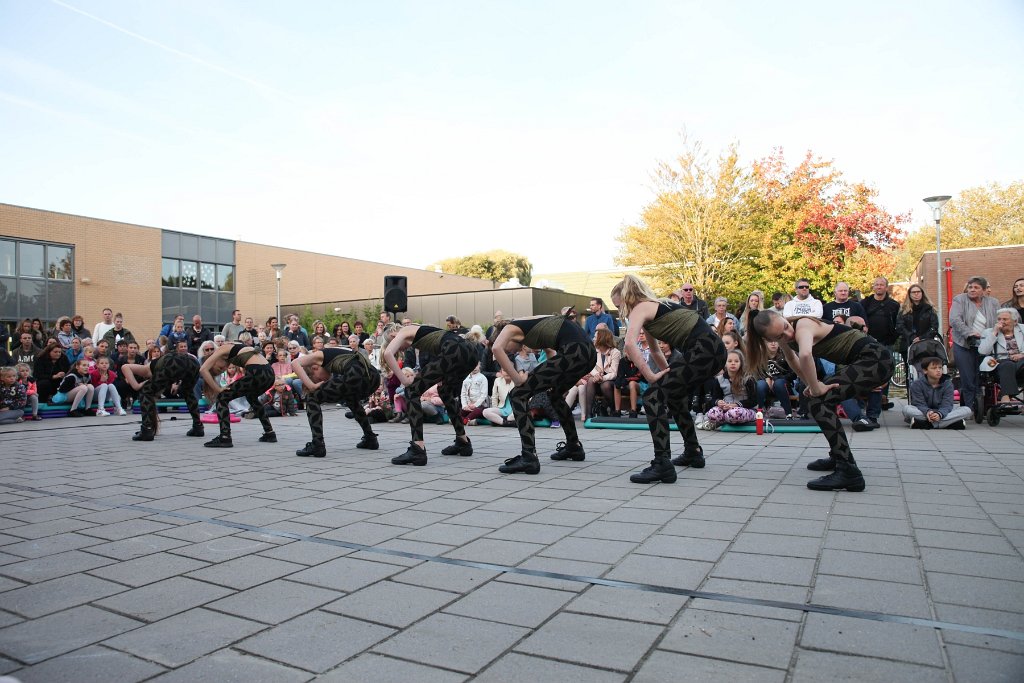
[514,315,589,348]
[643,302,706,346]
[412,326,452,354]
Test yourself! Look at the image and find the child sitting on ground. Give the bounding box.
[902,356,972,429]
[89,356,127,416]
[259,377,298,417]
[0,366,28,424]
[15,363,39,421]
[704,349,758,429]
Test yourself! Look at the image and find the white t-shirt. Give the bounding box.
[783,297,823,318]
[92,322,115,341]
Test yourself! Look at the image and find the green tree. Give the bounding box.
[429,250,533,286]
[894,180,1024,278]
[616,137,756,304]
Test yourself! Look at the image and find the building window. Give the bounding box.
[0,238,75,324]
[161,231,235,325]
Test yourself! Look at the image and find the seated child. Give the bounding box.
[15,363,39,421]
[90,356,127,416]
[0,366,28,424]
[259,377,298,417]
[902,356,972,429]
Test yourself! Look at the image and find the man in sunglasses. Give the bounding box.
[673,283,710,320]
[783,278,823,318]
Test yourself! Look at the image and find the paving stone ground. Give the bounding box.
[1,402,1022,682]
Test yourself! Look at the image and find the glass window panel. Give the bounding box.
[161,258,180,287]
[200,291,216,322]
[47,282,73,319]
[180,234,198,260]
[162,288,181,324]
[199,237,216,261]
[47,246,73,280]
[216,240,234,265]
[199,262,216,290]
[217,265,233,292]
[19,279,45,314]
[0,277,16,317]
[161,231,180,258]
[0,240,14,276]
[180,261,197,289]
[20,243,44,278]
[181,290,198,318]
[217,293,235,323]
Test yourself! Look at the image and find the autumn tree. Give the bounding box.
[429,250,533,285]
[894,180,1024,278]
[616,138,757,303]
[747,149,909,296]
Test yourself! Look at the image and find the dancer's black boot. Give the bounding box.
[550,441,585,461]
[806,456,836,471]
[499,452,541,474]
[296,441,326,458]
[392,442,427,466]
[630,456,677,484]
[672,446,704,468]
[356,432,379,450]
[807,459,865,492]
[441,437,473,456]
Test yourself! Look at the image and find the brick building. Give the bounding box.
[0,203,497,339]
[911,245,1024,318]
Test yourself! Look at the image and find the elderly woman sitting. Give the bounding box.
[978,308,1024,400]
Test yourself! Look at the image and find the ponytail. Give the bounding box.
[744,308,780,376]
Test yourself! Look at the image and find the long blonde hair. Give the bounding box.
[610,274,660,317]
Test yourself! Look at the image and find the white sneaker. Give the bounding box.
[116,408,127,416]
[95,409,110,417]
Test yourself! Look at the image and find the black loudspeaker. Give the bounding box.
[384,275,408,312]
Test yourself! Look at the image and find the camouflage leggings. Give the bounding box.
[510,341,596,456]
[306,362,381,446]
[217,365,275,439]
[808,343,894,463]
[140,354,201,434]
[643,333,726,458]
[405,336,478,443]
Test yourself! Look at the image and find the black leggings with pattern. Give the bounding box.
[307,362,381,446]
[643,333,726,458]
[510,341,596,456]
[405,336,479,443]
[809,343,894,464]
[140,354,201,434]
[217,364,275,439]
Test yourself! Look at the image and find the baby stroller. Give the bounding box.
[905,338,949,385]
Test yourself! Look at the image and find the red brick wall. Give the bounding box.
[912,245,1024,314]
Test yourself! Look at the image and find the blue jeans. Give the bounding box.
[952,342,980,408]
[756,378,793,413]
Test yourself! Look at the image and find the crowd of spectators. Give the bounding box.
[3,276,1023,432]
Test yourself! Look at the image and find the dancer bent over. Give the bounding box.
[291,347,381,457]
[123,352,203,442]
[490,310,596,475]
[383,323,478,466]
[200,342,276,448]
[611,275,726,484]
[746,309,893,492]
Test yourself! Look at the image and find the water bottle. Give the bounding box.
[755,410,764,435]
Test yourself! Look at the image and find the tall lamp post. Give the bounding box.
[271,263,287,327]
[922,196,951,337]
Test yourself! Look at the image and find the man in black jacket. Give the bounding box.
[675,283,710,320]
[186,315,213,356]
[862,276,901,411]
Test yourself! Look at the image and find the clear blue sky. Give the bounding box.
[1,0,1021,274]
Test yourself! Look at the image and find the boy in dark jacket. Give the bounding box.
[902,357,972,429]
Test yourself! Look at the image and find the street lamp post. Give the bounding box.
[922,196,951,337]
[271,263,287,327]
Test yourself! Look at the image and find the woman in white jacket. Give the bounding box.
[481,368,516,426]
[978,308,1024,400]
[459,363,489,424]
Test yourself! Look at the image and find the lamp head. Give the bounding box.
[922,195,951,221]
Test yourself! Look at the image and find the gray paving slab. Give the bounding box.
[9,645,166,683]
[318,653,467,683]
[236,610,395,673]
[94,576,234,621]
[0,605,142,665]
[322,580,455,627]
[476,652,626,683]
[102,607,265,667]
[0,572,125,618]
[516,612,664,671]
[206,578,340,624]
[374,612,529,674]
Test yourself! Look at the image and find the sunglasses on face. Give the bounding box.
[796,285,810,290]
[682,288,693,292]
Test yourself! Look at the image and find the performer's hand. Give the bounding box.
[803,382,838,398]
